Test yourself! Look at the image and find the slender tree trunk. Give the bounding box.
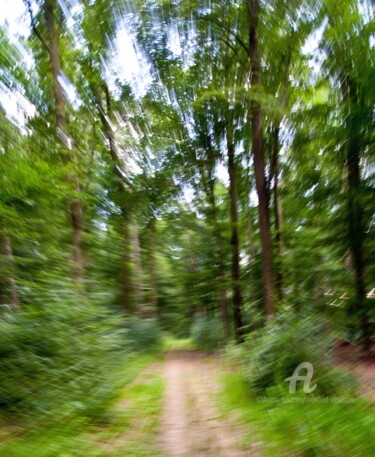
[147,218,158,315]
[70,196,84,282]
[270,50,290,303]
[247,0,275,315]
[343,82,369,343]
[0,233,20,312]
[93,82,139,314]
[120,218,134,313]
[131,215,144,311]
[272,126,284,301]
[93,82,121,167]
[226,121,244,341]
[245,166,256,300]
[208,176,230,339]
[347,149,365,302]
[44,0,84,282]
[44,0,65,135]
[246,213,255,284]
[186,231,202,316]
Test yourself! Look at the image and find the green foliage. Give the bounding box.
[0,305,126,419]
[220,371,375,457]
[127,317,163,352]
[244,312,357,397]
[0,2,373,456]
[190,315,224,352]
[0,354,163,457]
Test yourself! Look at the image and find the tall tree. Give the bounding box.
[29,0,86,282]
[226,119,244,339]
[247,0,275,315]
[321,0,374,343]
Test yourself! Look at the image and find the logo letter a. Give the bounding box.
[285,362,317,393]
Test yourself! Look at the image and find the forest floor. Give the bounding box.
[158,346,375,457]
[160,350,253,457]
[335,342,375,400]
[0,347,374,457]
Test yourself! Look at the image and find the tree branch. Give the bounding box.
[218,37,248,70]
[198,14,249,55]
[24,0,51,56]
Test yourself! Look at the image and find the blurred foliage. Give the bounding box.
[190,315,225,352]
[126,317,164,352]
[0,0,374,454]
[243,312,357,397]
[220,370,375,457]
[0,303,126,418]
[0,353,163,457]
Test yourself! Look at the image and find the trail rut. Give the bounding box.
[160,351,252,457]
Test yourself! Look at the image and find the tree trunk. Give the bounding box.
[270,48,290,303]
[226,121,244,341]
[245,165,256,300]
[343,81,369,343]
[92,81,138,315]
[247,0,275,315]
[208,175,230,340]
[93,82,122,168]
[44,0,66,136]
[147,218,158,315]
[186,231,201,316]
[0,233,20,312]
[347,146,366,302]
[44,0,84,282]
[120,218,134,314]
[70,196,84,283]
[272,125,284,302]
[131,215,144,312]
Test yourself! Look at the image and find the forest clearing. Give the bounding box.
[0,0,374,455]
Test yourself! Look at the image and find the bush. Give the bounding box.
[190,315,224,352]
[245,312,357,397]
[126,317,163,352]
[0,304,127,419]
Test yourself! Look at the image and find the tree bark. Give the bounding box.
[0,233,20,312]
[207,173,230,339]
[247,0,275,315]
[347,144,366,302]
[226,120,244,341]
[244,166,257,304]
[93,82,140,314]
[270,48,290,303]
[93,82,122,168]
[343,80,369,343]
[44,0,84,282]
[120,219,134,314]
[147,218,158,315]
[272,126,284,302]
[131,215,144,312]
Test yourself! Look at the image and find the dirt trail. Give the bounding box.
[160,350,251,457]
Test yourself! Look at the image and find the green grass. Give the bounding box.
[162,335,195,351]
[0,353,164,457]
[219,370,375,457]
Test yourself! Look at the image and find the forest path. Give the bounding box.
[160,350,251,457]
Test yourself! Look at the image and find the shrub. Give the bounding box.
[190,315,224,352]
[245,312,357,397]
[0,304,127,419]
[126,317,163,352]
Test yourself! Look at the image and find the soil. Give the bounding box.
[335,341,375,401]
[160,350,254,457]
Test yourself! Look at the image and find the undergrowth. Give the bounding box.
[219,371,375,457]
[0,353,163,457]
[219,312,375,457]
